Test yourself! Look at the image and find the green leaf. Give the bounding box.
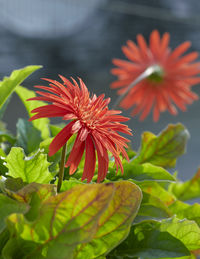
[169,201,200,226]
[49,124,65,137]
[4,183,115,259]
[107,162,175,182]
[1,181,56,225]
[160,217,200,251]
[15,85,50,139]
[39,137,61,172]
[16,119,42,154]
[169,168,200,201]
[0,123,15,155]
[137,181,176,207]
[0,229,9,255]
[0,156,7,175]
[110,219,190,259]
[137,192,172,221]
[59,179,84,192]
[130,182,175,222]
[17,183,57,221]
[133,123,189,168]
[0,177,26,194]
[126,147,137,160]
[74,181,142,259]
[111,216,200,258]
[39,133,77,174]
[0,131,16,145]
[0,97,11,120]
[0,148,6,157]
[0,65,42,109]
[6,147,53,184]
[110,217,200,257]
[0,194,28,232]
[4,181,56,204]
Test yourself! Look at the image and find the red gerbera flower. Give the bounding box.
[28,76,131,182]
[111,30,200,121]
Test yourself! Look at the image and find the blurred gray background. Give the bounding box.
[0,0,200,181]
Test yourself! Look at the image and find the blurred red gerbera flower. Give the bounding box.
[28,76,131,182]
[111,30,200,121]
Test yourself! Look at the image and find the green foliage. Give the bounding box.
[1,118,197,258]
[0,132,15,145]
[110,217,200,258]
[0,145,8,175]
[3,181,56,204]
[137,181,176,206]
[5,147,53,184]
[160,217,200,251]
[0,179,142,259]
[74,181,142,259]
[15,85,50,139]
[0,66,41,109]
[0,194,28,232]
[16,119,42,154]
[169,168,200,201]
[137,192,172,220]
[169,200,200,226]
[133,124,189,168]
[39,137,60,173]
[0,122,15,146]
[133,181,175,222]
[0,155,7,176]
[59,179,85,192]
[49,124,64,137]
[0,148,6,157]
[0,98,11,121]
[1,66,200,259]
[3,183,117,258]
[107,162,175,182]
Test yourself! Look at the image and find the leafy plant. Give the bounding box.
[0,60,200,259]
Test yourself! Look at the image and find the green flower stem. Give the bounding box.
[112,65,161,109]
[57,143,67,192]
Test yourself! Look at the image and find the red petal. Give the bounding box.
[71,120,82,134]
[79,78,90,102]
[49,121,74,156]
[95,143,109,183]
[34,85,59,95]
[65,137,85,175]
[137,34,149,61]
[168,41,191,61]
[79,127,89,142]
[126,40,142,63]
[29,105,67,121]
[160,32,170,53]
[112,59,141,71]
[150,30,161,59]
[82,135,96,182]
[63,113,76,120]
[140,93,155,120]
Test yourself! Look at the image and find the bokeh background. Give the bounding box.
[0,0,200,181]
